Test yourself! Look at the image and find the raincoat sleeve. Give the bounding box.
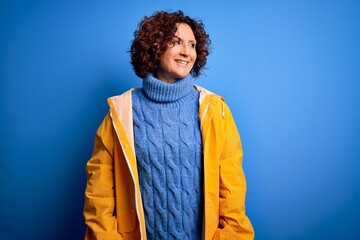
[83,113,123,240]
[214,103,255,240]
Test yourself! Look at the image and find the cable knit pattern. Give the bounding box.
[132,73,203,240]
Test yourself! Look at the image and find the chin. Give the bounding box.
[176,72,190,78]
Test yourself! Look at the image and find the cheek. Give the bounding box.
[159,55,170,69]
[192,50,197,58]
[161,52,174,66]
[192,51,197,61]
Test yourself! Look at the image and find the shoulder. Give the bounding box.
[194,84,225,103]
[194,85,238,124]
[107,88,137,107]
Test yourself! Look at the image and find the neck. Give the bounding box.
[142,73,194,103]
[154,72,177,84]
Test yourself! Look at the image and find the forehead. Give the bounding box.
[175,23,196,40]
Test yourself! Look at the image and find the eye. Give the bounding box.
[173,40,181,45]
[189,43,196,49]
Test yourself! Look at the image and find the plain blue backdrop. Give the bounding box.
[1,0,359,239]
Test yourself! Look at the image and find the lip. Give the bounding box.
[175,59,189,65]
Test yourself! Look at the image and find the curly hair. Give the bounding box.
[130,10,211,78]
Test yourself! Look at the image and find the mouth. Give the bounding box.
[175,59,189,65]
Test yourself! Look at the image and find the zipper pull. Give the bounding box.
[221,101,225,118]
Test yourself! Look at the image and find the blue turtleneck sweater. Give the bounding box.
[132,73,203,239]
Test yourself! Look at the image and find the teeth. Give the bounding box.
[176,60,188,64]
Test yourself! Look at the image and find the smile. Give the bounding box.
[175,60,189,65]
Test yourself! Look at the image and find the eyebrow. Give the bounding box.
[174,36,197,43]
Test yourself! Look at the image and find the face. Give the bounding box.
[156,23,197,83]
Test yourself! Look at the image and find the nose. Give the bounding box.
[180,44,190,56]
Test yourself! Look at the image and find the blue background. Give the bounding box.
[1,0,359,239]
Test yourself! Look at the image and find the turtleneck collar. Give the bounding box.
[142,73,194,103]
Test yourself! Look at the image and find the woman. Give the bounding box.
[84,10,254,240]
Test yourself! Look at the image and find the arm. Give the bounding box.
[214,104,255,240]
[83,113,123,240]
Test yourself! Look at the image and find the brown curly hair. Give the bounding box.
[130,10,211,78]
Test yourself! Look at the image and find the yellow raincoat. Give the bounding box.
[84,85,254,239]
